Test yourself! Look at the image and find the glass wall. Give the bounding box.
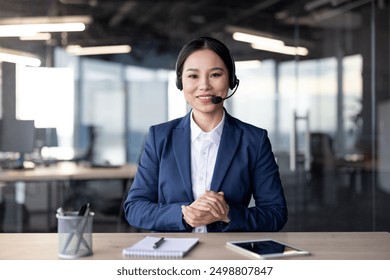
[232,2,389,231]
[125,66,169,163]
[1,1,388,233]
[79,59,126,165]
[53,51,171,166]
[161,0,390,232]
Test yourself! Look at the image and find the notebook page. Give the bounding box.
[122,236,199,258]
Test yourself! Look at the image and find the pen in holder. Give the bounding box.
[56,203,94,259]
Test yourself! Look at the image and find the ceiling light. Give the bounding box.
[65,45,132,56]
[232,31,308,56]
[0,23,86,37]
[0,16,91,37]
[19,33,52,41]
[0,16,92,25]
[235,60,262,69]
[233,32,284,48]
[251,43,309,56]
[0,48,41,67]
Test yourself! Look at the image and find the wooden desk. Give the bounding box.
[0,162,137,183]
[0,232,389,260]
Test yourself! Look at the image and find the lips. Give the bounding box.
[197,95,213,101]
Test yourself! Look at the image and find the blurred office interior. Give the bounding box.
[0,0,389,233]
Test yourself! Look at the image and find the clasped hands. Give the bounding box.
[182,191,230,228]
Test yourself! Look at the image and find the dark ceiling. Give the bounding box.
[0,0,377,66]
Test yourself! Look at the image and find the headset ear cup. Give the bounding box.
[230,53,237,89]
[230,75,238,89]
[176,78,183,90]
[176,73,183,90]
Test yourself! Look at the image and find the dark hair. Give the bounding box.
[175,36,238,90]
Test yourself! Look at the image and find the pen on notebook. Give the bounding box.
[153,237,165,249]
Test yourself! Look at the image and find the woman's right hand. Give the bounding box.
[182,191,229,227]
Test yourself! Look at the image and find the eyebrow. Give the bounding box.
[185,67,225,72]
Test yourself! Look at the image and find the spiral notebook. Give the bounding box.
[122,236,199,258]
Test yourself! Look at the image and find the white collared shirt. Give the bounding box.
[190,111,224,233]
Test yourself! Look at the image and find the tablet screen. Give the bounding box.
[227,239,309,259]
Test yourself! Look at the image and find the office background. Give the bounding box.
[0,0,389,233]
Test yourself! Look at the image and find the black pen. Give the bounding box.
[153,237,165,249]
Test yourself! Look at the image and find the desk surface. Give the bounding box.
[0,162,137,182]
[0,232,389,260]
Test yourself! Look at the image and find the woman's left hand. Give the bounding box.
[182,191,230,227]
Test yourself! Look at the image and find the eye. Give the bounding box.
[187,74,198,79]
[210,72,222,78]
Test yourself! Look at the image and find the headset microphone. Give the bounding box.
[211,79,240,104]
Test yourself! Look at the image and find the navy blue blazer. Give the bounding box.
[124,110,287,232]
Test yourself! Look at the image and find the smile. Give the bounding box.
[197,95,213,100]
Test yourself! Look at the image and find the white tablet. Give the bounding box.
[226,239,310,259]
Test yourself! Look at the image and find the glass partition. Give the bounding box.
[296,2,387,231]
[79,59,126,165]
[1,1,388,233]
[125,66,169,163]
[231,2,389,231]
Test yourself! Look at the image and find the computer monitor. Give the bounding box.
[0,119,35,154]
[34,127,58,148]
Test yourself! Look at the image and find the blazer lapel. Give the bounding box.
[172,113,194,200]
[211,113,242,192]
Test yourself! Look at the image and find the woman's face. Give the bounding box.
[181,48,229,116]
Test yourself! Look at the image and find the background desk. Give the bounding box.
[0,232,389,260]
[0,162,137,183]
[0,162,137,232]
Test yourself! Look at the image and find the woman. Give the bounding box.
[123,36,287,232]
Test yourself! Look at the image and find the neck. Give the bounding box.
[192,109,224,132]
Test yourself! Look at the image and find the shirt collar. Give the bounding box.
[190,111,225,145]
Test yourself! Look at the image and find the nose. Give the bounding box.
[198,74,211,91]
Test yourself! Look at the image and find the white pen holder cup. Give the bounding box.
[56,211,94,259]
